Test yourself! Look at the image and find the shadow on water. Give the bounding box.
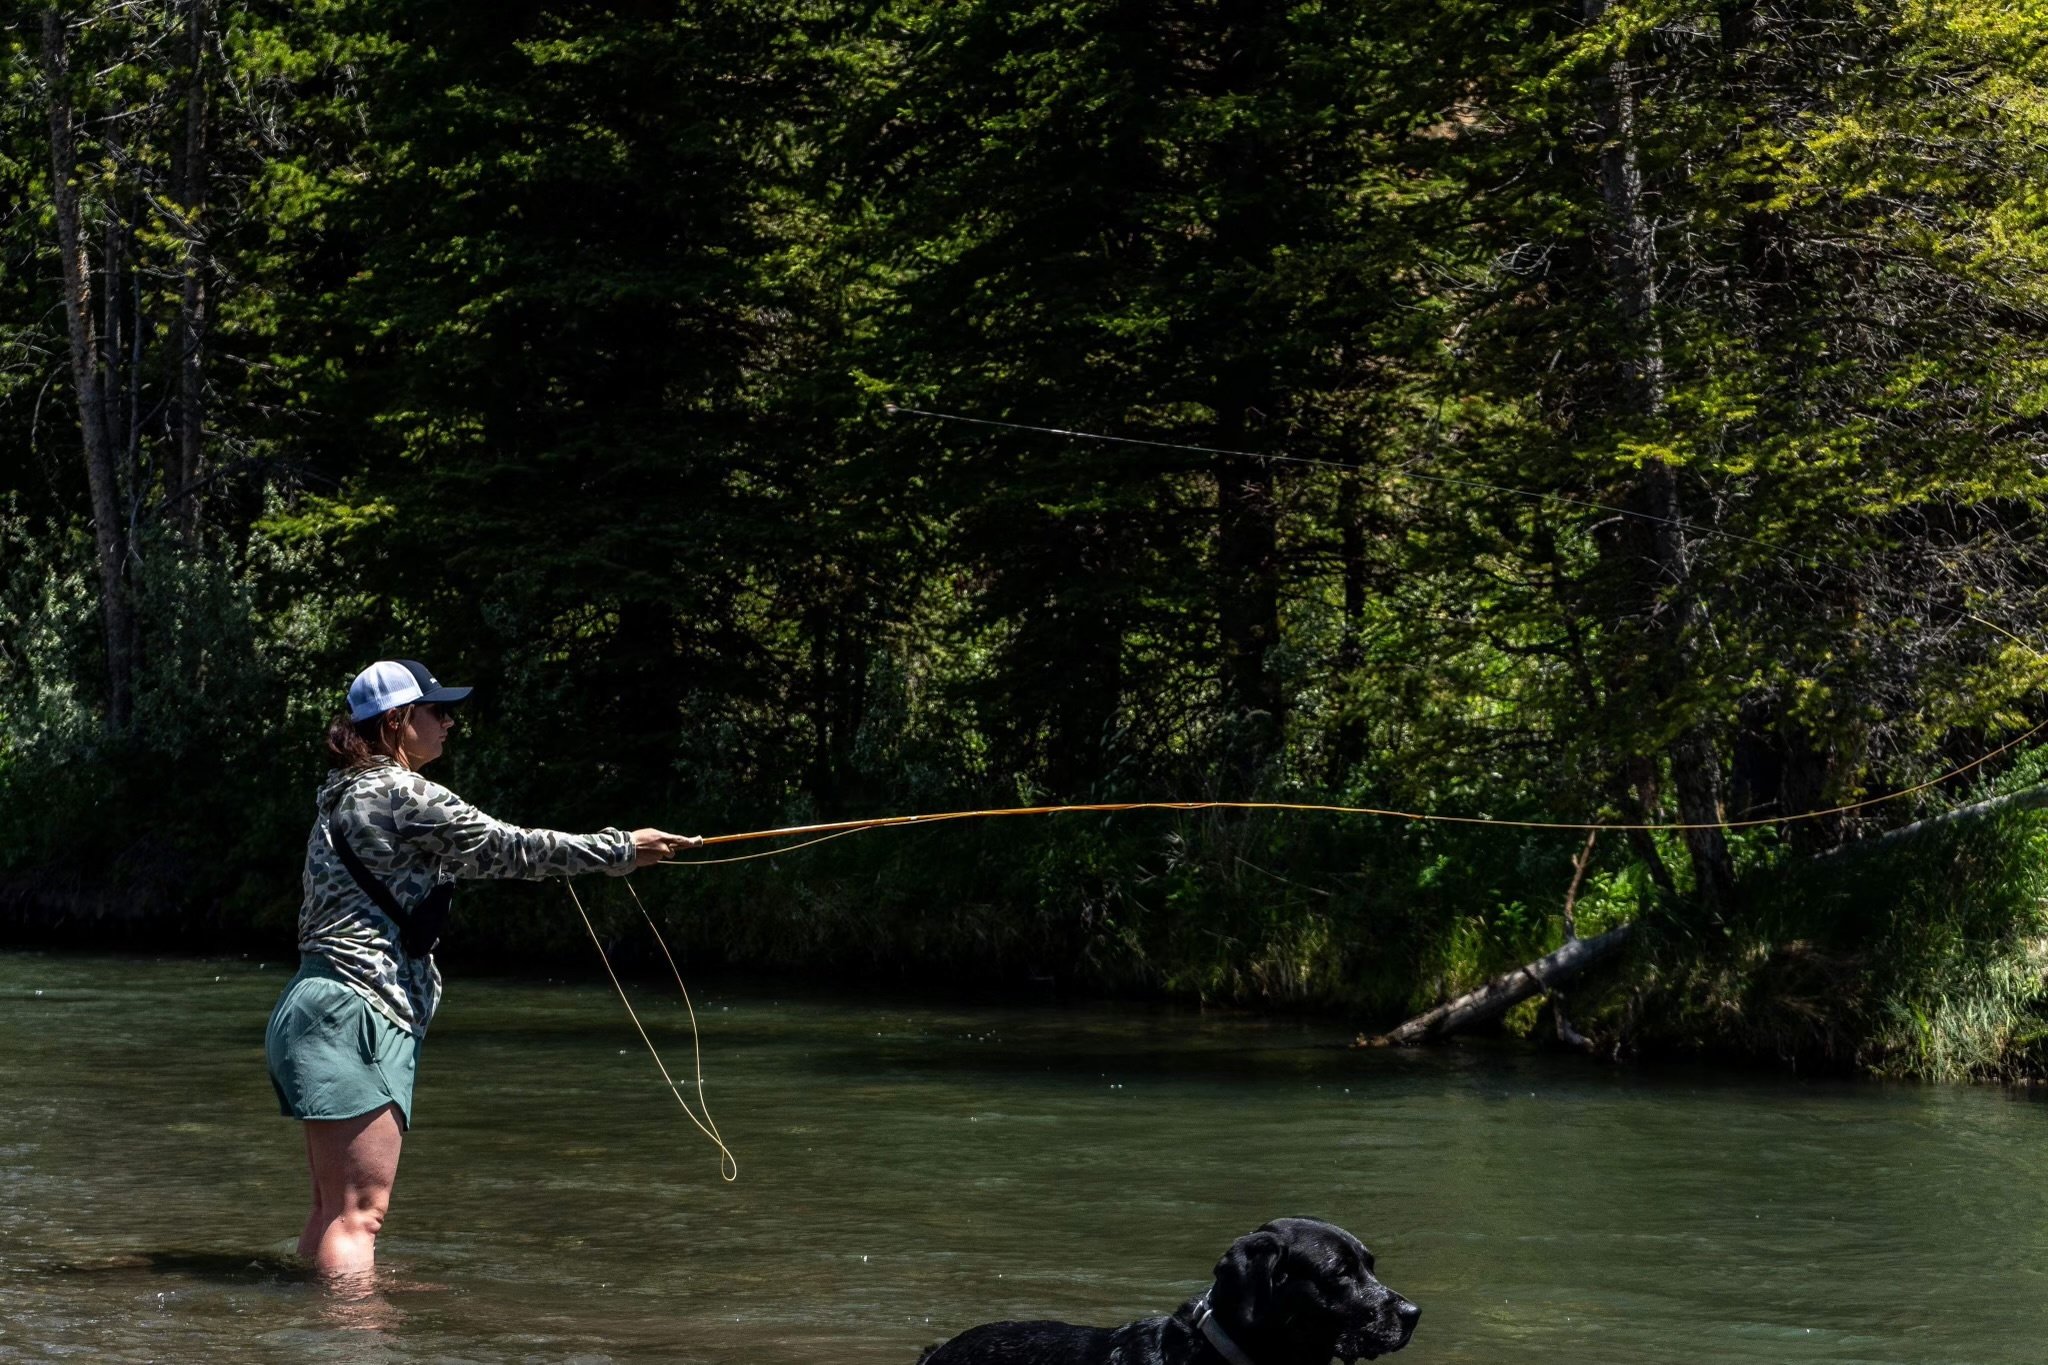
[35,1250,448,1337]
[40,1249,313,1283]
[40,1250,453,1296]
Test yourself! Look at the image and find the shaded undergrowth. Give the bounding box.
[1567,755,2048,1081]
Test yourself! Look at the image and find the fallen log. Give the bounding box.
[1814,782,2048,861]
[1358,921,1636,1048]
[1357,780,2048,1049]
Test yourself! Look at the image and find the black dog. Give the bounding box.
[917,1216,1419,1365]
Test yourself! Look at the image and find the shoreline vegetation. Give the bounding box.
[7,1,2048,1082]
[8,761,2048,1083]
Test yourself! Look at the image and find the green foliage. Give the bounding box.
[5,0,2048,1079]
[0,509,102,790]
[1581,749,2048,1079]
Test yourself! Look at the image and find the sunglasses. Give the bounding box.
[421,703,456,723]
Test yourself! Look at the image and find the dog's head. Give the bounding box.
[1207,1217,1419,1363]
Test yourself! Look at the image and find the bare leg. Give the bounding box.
[296,1126,328,1261]
[301,1104,404,1278]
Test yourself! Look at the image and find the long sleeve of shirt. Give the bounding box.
[297,758,636,1035]
[380,772,635,880]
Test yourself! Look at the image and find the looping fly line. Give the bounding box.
[667,825,874,865]
[566,876,738,1182]
[656,713,2048,864]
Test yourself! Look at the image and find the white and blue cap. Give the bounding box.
[347,658,473,723]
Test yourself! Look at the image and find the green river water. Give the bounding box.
[2,949,2045,1364]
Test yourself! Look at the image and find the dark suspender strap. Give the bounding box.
[327,816,408,925]
[326,816,448,958]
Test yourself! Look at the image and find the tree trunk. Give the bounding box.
[1210,4,1285,781]
[42,7,134,733]
[1046,575,1124,796]
[806,598,834,805]
[1585,0,1737,911]
[1217,444,1282,766]
[1670,729,1737,910]
[1328,471,1369,787]
[802,586,872,809]
[1618,788,1680,899]
[1545,524,1683,900]
[833,601,871,797]
[172,0,211,544]
[1561,829,1598,939]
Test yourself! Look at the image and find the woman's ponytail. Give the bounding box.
[324,705,412,770]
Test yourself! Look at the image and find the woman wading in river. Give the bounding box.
[266,659,697,1278]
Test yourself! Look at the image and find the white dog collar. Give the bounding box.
[1192,1297,1258,1365]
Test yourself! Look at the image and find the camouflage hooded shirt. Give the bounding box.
[299,756,635,1036]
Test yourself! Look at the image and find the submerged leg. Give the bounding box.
[301,1104,404,1278]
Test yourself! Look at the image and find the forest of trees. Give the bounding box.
[6,0,2048,1079]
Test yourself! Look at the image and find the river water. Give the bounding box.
[1,950,2044,1364]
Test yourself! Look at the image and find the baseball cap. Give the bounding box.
[347,659,474,722]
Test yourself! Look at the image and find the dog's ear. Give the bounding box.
[1213,1228,1288,1308]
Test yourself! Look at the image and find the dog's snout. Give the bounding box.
[1395,1300,1420,1341]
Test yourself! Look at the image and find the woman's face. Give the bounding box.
[389,702,456,769]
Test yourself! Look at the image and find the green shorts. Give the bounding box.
[266,956,420,1130]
